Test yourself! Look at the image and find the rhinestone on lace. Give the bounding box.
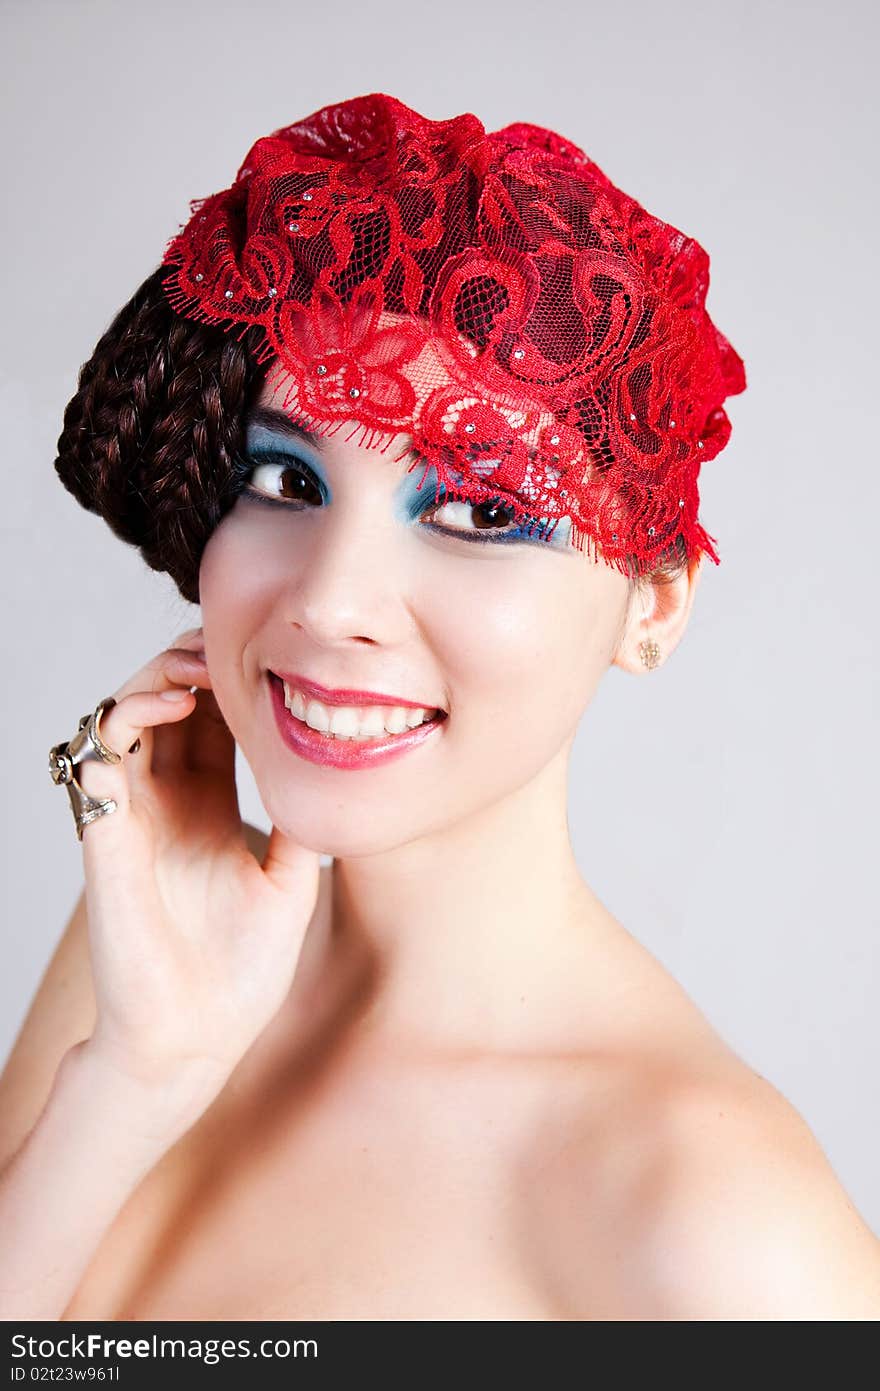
[302,192,313,201]
[224,290,233,299]
[513,348,525,360]
[464,422,476,433]
[268,287,277,296]
[194,273,204,282]
[288,222,299,232]
[316,364,327,375]
[550,434,560,445]
[698,441,704,448]
[349,387,361,398]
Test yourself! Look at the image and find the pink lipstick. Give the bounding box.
[267,672,447,770]
[270,670,444,711]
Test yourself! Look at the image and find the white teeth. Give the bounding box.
[353,706,387,737]
[281,681,438,740]
[384,706,409,735]
[327,706,364,738]
[304,698,330,733]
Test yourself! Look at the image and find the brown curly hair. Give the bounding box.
[54,266,689,607]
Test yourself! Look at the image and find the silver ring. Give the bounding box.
[49,696,135,841]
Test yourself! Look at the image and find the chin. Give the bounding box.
[256,783,424,859]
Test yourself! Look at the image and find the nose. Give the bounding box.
[284,494,416,648]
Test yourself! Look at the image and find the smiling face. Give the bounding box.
[198,356,635,858]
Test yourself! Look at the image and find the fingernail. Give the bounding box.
[160,688,193,701]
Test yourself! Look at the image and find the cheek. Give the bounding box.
[200,520,256,648]
[430,559,612,750]
[197,515,295,723]
[200,508,304,625]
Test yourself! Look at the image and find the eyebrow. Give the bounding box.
[245,406,325,448]
[246,405,423,460]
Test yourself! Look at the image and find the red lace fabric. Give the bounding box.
[161,92,746,574]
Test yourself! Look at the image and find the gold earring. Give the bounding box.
[639,638,661,670]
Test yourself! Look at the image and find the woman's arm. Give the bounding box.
[0,818,272,1322]
[0,1039,221,1321]
[0,820,270,1173]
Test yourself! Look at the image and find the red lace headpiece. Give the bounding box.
[160,92,746,575]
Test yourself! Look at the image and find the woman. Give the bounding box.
[2,93,878,1321]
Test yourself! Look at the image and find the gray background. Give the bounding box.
[3,0,878,1234]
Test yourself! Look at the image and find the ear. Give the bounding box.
[612,554,703,675]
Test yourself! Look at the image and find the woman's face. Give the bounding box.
[199,360,633,857]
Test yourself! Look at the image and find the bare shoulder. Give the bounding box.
[542,1056,880,1320]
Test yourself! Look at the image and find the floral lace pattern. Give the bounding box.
[161,93,746,574]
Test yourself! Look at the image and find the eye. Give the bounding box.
[238,452,324,507]
[423,496,515,532]
[419,494,558,546]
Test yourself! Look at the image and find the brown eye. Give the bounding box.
[422,497,518,535]
[245,459,323,506]
[472,499,517,530]
[276,466,322,504]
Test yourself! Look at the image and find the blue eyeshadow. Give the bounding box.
[241,423,572,548]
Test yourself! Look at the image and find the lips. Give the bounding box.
[269,669,445,712]
[267,672,447,770]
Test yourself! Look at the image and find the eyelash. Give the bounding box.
[235,450,561,547]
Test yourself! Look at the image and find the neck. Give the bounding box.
[309,744,621,1060]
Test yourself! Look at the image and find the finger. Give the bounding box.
[140,647,209,697]
[67,642,210,839]
[137,645,211,767]
[74,685,200,805]
[76,652,209,797]
[148,692,201,774]
[150,680,235,780]
[118,652,212,786]
[112,636,207,709]
[170,625,204,648]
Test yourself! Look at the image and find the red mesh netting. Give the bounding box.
[160,92,746,576]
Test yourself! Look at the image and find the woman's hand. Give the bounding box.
[69,627,321,1102]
